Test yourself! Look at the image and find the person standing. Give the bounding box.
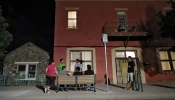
[45,60,59,94]
[55,59,65,86]
[124,56,136,90]
[58,59,65,72]
[74,59,82,72]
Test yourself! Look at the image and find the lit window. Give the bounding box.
[116,52,125,58]
[161,61,171,70]
[170,52,175,60]
[115,51,136,58]
[159,51,169,60]
[117,12,127,31]
[15,62,38,80]
[70,51,92,72]
[68,11,77,28]
[159,51,175,71]
[126,51,136,58]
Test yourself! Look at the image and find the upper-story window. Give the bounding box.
[163,7,172,15]
[117,12,127,31]
[68,11,77,28]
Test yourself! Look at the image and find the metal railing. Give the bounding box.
[102,22,148,35]
[0,74,46,86]
[133,72,143,92]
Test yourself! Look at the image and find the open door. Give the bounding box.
[116,58,139,83]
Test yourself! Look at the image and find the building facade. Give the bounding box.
[4,42,50,80]
[54,0,175,84]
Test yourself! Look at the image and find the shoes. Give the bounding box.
[90,88,93,91]
[47,91,51,94]
[44,88,47,93]
[61,89,64,92]
[127,87,132,90]
[123,87,128,90]
[65,89,68,92]
[44,88,51,94]
[124,86,133,91]
[84,87,88,91]
[74,87,77,91]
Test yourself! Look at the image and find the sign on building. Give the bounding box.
[102,33,108,43]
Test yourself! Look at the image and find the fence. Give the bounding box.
[0,73,143,92]
[0,74,46,86]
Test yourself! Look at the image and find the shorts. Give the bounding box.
[46,75,54,86]
[127,73,134,82]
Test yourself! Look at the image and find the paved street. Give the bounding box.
[0,82,175,100]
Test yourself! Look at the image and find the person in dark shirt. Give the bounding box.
[73,67,83,75]
[124,56,136,90]
[73,67,83,90]
[84,65,94,91]
[85,65,94,75]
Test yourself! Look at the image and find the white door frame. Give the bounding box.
[111,47,146,84]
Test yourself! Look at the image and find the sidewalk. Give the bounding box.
[0,82,175,100]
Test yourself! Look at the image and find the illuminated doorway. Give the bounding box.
[115,51,138,83]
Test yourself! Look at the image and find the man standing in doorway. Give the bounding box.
[58,59,65,72]
[124,56,136,90]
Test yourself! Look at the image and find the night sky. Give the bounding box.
[0,0,55,56]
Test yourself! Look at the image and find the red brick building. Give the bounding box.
[54,0,175,84]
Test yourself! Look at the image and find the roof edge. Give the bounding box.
[55,0,172,1]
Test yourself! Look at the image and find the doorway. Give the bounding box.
[116,58,139,83]
[115,50,139,83]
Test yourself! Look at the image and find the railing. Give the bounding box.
[133,58,143,92]
[0,75,6,86]
[102,22,148,35]
[0,74,46,86]
[133,72,143,92]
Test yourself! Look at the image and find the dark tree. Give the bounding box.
[157,0,175,39]
[0,6,12,57]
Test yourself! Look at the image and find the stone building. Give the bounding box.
[3,42,49,80]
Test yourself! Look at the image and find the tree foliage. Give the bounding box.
[0,6,13,57]
[157,0,175,39]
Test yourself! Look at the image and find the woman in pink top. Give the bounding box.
[44,60,59,94]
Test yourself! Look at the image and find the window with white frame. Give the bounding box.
[70,51,92,72]
[159,51,175,71]
[115,51,136,58]
[15,62,39,80]
[68,11,77,28]
[117,12,127,31]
